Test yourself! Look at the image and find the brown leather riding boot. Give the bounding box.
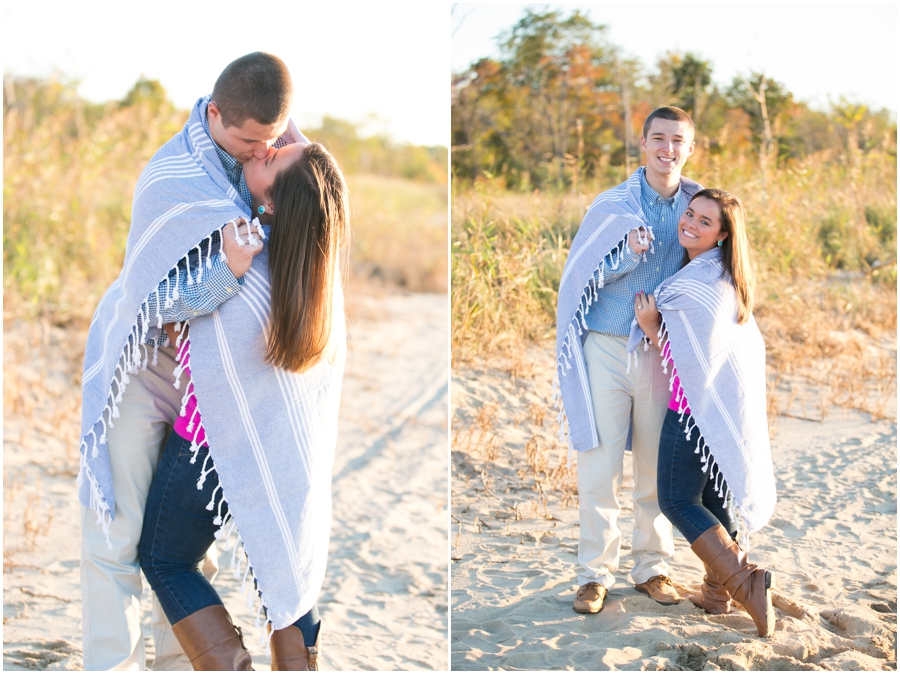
[170,604,253,670]
[688,563,734,614]
[691,524,776,637]
[269,623,320,671]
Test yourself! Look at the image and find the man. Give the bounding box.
[79,52,300,670]
[554,106,701,614]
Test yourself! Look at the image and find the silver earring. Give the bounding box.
[717,240,723,247]
[258,206,265,215]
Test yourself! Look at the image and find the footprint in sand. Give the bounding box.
[769,517,806,539]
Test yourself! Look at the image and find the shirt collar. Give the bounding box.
[640,167,680,208]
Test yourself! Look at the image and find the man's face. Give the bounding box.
[207,101,288,163]
[640,118,695,181]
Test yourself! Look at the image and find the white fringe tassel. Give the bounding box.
[77,230,226,551]
[554,226,658,455]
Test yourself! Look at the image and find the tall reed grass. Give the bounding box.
[4,78,186,320]
[453,147,896,359]
[348,174,447,292]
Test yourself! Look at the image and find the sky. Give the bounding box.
[3,2,449,147]
[451,3,898,114]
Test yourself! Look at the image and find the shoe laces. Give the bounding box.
[578,582,601,596]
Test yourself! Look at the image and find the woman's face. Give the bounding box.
[678,196,727,260]
[244,142,306,211]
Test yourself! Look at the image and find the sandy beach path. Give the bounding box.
[451,346,896,671]
[3,289,448,671]
[322,291,449,670]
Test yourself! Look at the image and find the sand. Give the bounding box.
[451,344,897,671]
[3,289,448,671]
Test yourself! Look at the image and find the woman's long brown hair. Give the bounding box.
[265,143,348,372]
[690,188,755,324]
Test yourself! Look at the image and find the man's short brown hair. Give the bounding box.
[642,106,694,139]
[211,52,293,128]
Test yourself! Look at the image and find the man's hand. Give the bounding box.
[627,226,654,255]
[222,218,263,278]
[634,291,662,349]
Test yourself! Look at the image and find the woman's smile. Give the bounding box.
[678,196,725,258]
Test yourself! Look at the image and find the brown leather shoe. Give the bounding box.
[688,564,734,614]
[691,524,776,637]
[170,604,253,670]
[634,575,682,605]
[269,623,320,671]
[573,582,607,614]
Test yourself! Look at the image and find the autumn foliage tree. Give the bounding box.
[453,9,631,189]
[452,8,897,192]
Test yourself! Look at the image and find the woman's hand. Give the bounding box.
[223,218,264,278]
[634,291,662,347]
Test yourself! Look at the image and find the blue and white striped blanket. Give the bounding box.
[78,96,343,629]
[627,248,776,533]
[554,169,701,453]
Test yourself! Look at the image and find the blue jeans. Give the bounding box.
[139,432,320,643]
[657,409,736,544]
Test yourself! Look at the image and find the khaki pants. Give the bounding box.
[576,331,675,588]
[80,345,218,670]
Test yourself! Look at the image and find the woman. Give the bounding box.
[139,142,349,670]
[630,189,777,638]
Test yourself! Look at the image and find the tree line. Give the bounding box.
[3,75,448,184]
[451,8,896,190]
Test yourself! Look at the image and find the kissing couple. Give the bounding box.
[79,52,348,670]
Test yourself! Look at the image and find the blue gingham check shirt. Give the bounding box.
[582,168,691,336]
